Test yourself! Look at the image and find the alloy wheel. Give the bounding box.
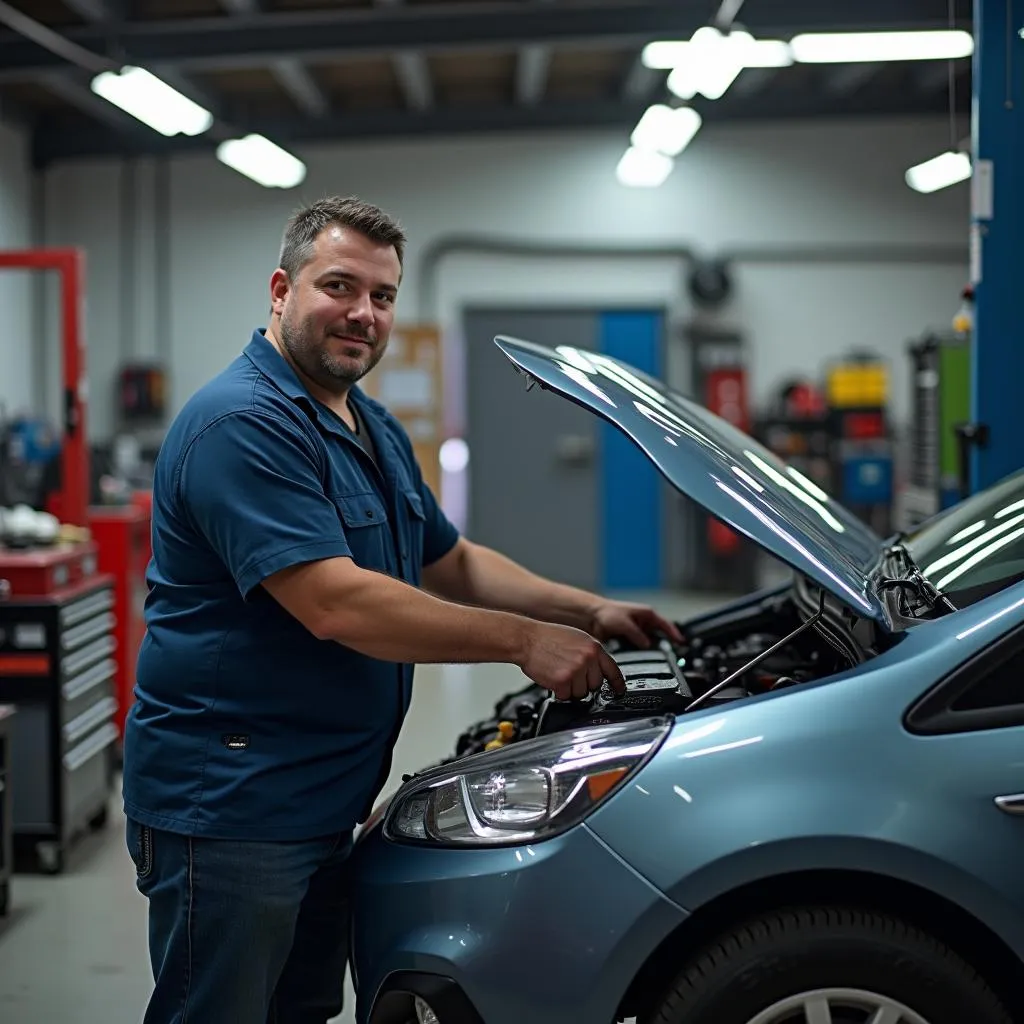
[745,987,933,1024]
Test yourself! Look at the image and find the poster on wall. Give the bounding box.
[362,325,444,496]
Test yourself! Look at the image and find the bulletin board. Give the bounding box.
[362,325,444,496]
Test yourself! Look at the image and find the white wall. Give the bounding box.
[0,116,35,417]
[40,115,969,441]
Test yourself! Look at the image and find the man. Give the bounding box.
[123,195,680,1023]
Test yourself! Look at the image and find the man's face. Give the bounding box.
[272,225,401,394]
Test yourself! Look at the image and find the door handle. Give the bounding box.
[994,794,1024,815]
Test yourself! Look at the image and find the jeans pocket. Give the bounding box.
[127,819,154,880]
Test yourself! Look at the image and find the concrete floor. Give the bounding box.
[0,591,727,1023]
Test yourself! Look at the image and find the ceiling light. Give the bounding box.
[616,147,674,188]
[665,27,775,101]
[739,37,794,68]
[905,150,972,193]
[631,105,702,157]
[216,134,307,189]
[90,65,213,137]
[642,33,792,70]
[790,30,974,63]
[642,40,689,69]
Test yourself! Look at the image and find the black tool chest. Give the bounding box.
[0,705,13,911]
[0,575,119,873]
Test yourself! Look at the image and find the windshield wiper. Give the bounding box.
[878,539,958,615]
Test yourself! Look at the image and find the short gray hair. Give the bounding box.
[278,196,406,280]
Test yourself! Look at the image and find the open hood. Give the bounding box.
[495,335,891,628]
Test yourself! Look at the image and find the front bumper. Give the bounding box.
[350,820,688,1024]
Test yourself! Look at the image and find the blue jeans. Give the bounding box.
[126,817,353,1024]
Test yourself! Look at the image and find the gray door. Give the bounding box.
[464,309,599,591]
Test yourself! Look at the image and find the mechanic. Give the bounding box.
[122,195,682,1024]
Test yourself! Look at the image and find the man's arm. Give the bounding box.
[261,555,626,700]
[422,538,682,648]
[177,409,622,697]
[423,538,600,630]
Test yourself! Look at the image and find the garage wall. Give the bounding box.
[0,116,35,417]
[39,115,969,441]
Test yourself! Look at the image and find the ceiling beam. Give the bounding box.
[214,0,331,118]
[61,0,123,21]
[217,0,259,13]
[392,51,434,111]
[41,0,231,127]
[515,0,555,107]
[620,54,664,102]
[516,45,551,105]
[270,58,330,117]
[372,0,434,112]
[0,0,972,81]
[32,81,969,166]
[30,99,647,164]
[36,67,151,132]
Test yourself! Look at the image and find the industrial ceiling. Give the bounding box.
[0,0,974,168]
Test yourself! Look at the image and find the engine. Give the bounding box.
[452,588,861,759]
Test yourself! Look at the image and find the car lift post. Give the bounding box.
[0,248,90,528]
[969,0,1024,492]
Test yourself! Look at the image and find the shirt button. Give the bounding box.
[366,509,375,519]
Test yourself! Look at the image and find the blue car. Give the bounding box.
[350,336,1024,1024]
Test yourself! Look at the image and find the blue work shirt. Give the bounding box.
[122,330,459,840]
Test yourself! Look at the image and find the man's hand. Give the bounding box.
[518,621,626,700]
[587,599,684,650]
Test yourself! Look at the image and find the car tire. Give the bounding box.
[650,906,1011,1024]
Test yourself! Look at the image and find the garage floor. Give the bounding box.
[0,591,727,1023]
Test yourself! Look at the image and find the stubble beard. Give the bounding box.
[279,307,384,393]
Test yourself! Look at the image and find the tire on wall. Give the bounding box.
[649,907,1011,1024]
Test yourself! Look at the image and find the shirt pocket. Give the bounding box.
[401,489,427,580]
[331,491,391,568]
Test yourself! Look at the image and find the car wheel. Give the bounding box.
[650,907,1011,1024]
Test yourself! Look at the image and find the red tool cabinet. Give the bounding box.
[0,543,118,873]
[88,504,151,740]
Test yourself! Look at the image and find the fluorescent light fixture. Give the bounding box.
[905,150,972,193]
[90,65,214,137]
[667,27,742,100]
[216,134,307,189]
[642,40,689,69]
[741,38,795,68]
[643,33,792,70]
[790,30,974,63]
[665,27,790,101]
[616,146,674,188]
[631,105,702,157]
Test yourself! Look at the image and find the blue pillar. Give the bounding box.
[599,311,664,591]
[970,0,1024,491]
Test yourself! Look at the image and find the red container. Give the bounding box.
[0,542,100,598]
[87,504,151,739]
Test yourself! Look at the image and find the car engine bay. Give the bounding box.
[453,580,878,758]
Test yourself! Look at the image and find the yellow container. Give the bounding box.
[826,363,888,408]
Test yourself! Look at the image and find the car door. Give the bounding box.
[904,623,1024,951]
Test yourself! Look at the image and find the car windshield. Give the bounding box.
[905,470,1024,606]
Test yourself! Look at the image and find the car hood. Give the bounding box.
[494,335,891,627]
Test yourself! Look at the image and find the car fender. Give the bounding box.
[656,833,1024,955]
[586,687,1024,960]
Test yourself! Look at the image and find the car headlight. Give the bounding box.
[384,717,670,847]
